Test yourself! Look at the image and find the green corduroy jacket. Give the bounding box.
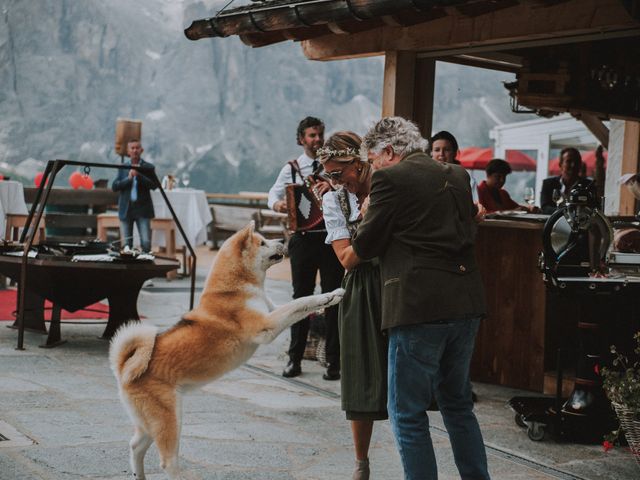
[352,151,486,330]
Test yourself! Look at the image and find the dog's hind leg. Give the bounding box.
[130,425,153,479]
[254,288,345,344]
[147,392,183,479]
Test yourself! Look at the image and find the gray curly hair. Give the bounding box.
[360,116,428,162]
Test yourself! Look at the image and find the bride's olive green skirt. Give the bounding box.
[339,259,388,421]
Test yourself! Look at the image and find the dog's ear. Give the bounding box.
[245,220,255,236]
[240,221,255,247]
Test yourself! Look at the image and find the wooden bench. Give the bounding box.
[209,204,287,249]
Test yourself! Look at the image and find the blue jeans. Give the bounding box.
[120,217,152,252]
[388,317,490,480]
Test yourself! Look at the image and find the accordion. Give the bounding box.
[285,182,324,232]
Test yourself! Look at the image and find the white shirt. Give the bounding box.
[267,152,317,210]
[322,188,360,244]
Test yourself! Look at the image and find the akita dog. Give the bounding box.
[109,222,344,479]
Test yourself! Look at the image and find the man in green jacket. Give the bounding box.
[352,117,490,480]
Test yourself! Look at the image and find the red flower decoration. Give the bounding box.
[69,171,83,189]
[81,174,94,190]
[603,440,614,452]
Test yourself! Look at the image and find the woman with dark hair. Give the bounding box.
[318,131,387,480]
[429,130,484,211]
[477,159,537,213]
[429,130,460,165]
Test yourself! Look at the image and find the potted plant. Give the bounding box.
[601,331,640,466]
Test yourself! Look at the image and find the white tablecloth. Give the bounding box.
[0,181,29,238]
[150,189,212,248]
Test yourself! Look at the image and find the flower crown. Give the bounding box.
[317,146,360,160]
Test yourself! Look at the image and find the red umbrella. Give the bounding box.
[457,147,536,172]
[548,150,607,176]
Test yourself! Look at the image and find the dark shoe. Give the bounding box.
[353,458,370,480]
[322,364,340,381]
[282,361,301,378]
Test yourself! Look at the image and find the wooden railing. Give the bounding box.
[206,191,268,209]
[205,191,287,248]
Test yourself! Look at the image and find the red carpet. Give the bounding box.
[0,289,109,321]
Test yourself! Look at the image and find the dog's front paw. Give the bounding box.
[322,288,345,307]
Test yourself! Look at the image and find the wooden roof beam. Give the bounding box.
[302,0,640,60]
[447,0,521,17]
[572,112,610,148]
[239,32,289,48]
[442,51,524,72]
[281,25,334,42]
[326,18,385,35]
[380,9,448,28]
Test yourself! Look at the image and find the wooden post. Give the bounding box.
[382,52,435,138]
[413,57,436,139]
[382,51,416,119]
[604,120,640,216]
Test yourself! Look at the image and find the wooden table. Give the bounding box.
[151,189,212,248]
[0,253,179,347]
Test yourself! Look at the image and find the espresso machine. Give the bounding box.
[508,180,640,442]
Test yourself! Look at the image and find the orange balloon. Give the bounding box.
[35,172,45,187]
[69,171,83,189]
[81,175,94,190]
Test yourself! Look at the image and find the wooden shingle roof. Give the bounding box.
[184,0,513,47]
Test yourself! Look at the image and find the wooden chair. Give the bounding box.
[96,213,120,243]
[150,218,181,280]
[4,214,46,243]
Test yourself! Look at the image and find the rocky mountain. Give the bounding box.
[0,0,533,192]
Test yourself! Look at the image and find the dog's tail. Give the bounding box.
[109,323,158,386]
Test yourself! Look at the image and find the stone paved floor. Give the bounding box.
[0,246,638,479]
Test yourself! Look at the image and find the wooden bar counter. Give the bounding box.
[472,217,548,392]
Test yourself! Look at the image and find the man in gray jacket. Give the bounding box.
[352,117,490,480]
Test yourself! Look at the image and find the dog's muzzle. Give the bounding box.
[269,253,284,262]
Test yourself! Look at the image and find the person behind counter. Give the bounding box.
[429,130,479,200]
[540,147,594,214]
[429,130,485,220]
[477,159,538,214]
